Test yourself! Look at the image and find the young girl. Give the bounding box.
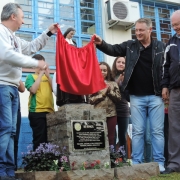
[112,57,130,157]
[89,62,121,145]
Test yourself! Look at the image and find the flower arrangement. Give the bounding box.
[22,143,126,172]
[109,145,130,168]
[80,161,88,170]
[22,143,61,171]
[59,155,71,172]
[90,160,101,169]
[104,162,110,169]
[79,160,101,170]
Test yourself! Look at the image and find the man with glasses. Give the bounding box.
[161,10,180,174]
[93,18,165,173]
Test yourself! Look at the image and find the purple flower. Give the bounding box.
[117,146,126,156]
[60,156,68,163]
[109,145,115,153]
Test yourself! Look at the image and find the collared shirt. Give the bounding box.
[127,41,154,95]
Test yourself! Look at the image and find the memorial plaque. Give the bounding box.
[71,120,106,151]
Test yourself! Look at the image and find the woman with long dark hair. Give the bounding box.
[112,57,130,158]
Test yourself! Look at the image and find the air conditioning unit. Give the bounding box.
[106,0,140,30]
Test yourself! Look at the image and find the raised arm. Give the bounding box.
[20,23,60,55]
[25,72,44,94]
[93,34,127,57]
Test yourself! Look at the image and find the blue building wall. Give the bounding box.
[17,117,33,168]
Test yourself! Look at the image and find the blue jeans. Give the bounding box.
[130,95,165,165]
[143,116,152,162]
[0,85,19,176]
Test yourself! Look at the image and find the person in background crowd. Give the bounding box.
[56,27,87,106]
[0,3,58,180]
[25,54,54,151]
[112,57,130,159]
[14,81,25,171]
[161,10,180,174]
[89,62,121,145]
[93,18,165,173]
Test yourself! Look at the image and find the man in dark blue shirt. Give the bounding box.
[161,10,180,174]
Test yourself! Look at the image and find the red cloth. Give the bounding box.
[56,29,106,95]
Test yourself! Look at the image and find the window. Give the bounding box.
[18,0,33,29]
[80,0,95,34]
[15,0,103,68]
[131,0,180,43]
[59,0,75,32]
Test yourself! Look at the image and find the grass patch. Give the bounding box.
[151,172,180,180]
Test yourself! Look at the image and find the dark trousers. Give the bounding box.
[168,88,180,171]
[164,113,169,166]
[28,112,48,151]
[14,110,21,171]
[107,116,117,146]
[117,116,129,155]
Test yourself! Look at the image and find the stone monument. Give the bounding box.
[15,104,160,180]
[46,103,111,169]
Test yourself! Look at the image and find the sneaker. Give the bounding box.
[159,164,165,173]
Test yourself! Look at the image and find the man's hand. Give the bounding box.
[162,88,169,100]
[48,23,60,34]
[18,80,25,93]
[93,34,103,45]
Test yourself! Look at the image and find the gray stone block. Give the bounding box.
[46,104,110,169]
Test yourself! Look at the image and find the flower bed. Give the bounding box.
[17,143,159,180]
[16,163,159,180]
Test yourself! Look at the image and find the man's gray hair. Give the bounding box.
[171,10,180,20]
[135,18,152,28]
[1,3,22,21]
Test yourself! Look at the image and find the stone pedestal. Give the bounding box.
[115,162,159,180]
[15,162,160,180]
[57,168,114,180]
[46,104,110,169]
[15,171,56,180]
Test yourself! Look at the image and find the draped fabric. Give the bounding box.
[56,29,106,95]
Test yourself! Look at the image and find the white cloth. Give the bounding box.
[65,38,74,45]
[127,124,132,139]
[0,23,50,87]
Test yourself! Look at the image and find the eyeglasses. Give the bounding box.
[171,22,180,28]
